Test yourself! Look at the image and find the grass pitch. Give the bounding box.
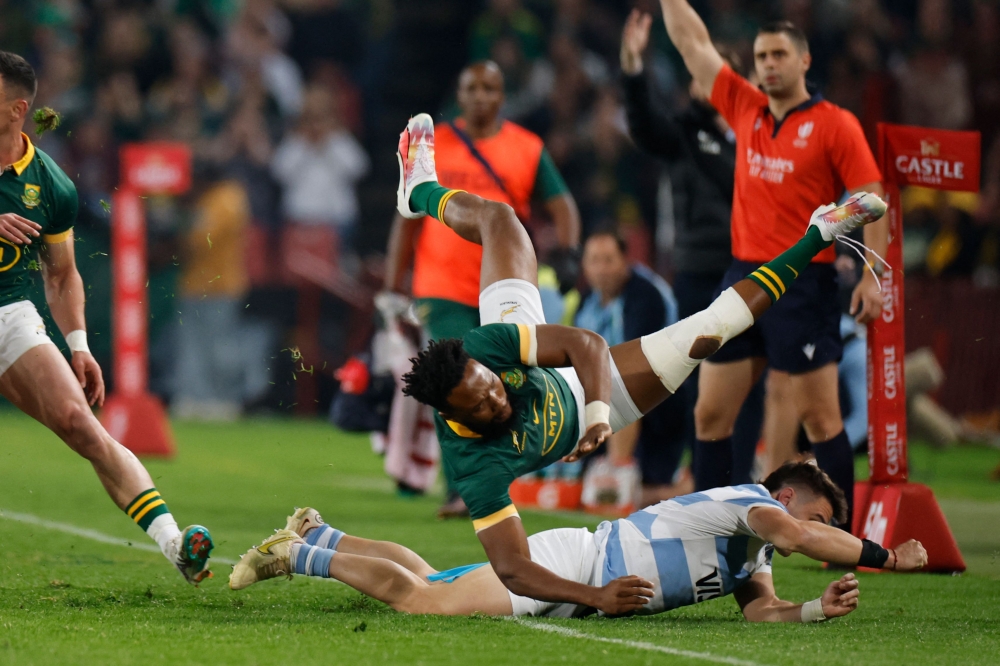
[1,411,999,665]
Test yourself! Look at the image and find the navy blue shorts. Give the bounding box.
[708,260,843,374]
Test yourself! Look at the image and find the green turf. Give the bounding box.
[1,411,999,665]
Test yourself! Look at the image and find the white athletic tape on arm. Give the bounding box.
[639,288,754,393]
[65,330,89,354]
[800,598,827,623]
[584,401,610,429]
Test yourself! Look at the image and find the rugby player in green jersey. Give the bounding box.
[227,113,888,615]
[384,113,887,613]
[0,52,214,584]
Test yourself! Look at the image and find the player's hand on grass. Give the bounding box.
[890,539,928,572]
[72,351,106,407]
[0,213,41,245]
[563,423,612,462]
[850,270,883,324]
[595,575,654,616]
[620,9,653,75]
[820,573,860,618]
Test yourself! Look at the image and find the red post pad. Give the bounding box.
[853,482,965,573]
[100,392,175,457]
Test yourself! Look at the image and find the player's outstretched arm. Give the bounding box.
[478,516,653,616]
[533,324,613,460]
[734,572,860,623]
[40,236,104,407]
[747,507,928,571]
[658,0,725,96]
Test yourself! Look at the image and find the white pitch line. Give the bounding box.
[0,508,237,565]
[513,618,769,666]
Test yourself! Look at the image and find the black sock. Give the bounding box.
[694,438,733,491]
[812,430,855,530]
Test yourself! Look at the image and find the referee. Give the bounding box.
[657,0,888,530]
[618,10,763,490]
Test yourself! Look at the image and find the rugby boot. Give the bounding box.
[285,506,325,538]
[229,529,301,591]
[809,191,887,241]
[175,525,214,586]
[396,113,438,219]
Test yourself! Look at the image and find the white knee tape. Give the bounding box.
[640,288,754,393]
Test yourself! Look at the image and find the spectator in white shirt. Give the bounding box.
[271,85,370,239]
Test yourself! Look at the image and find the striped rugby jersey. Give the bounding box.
[594,484,787,615]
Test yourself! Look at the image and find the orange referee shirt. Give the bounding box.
[412,120,544,307]
[710,65,882,264]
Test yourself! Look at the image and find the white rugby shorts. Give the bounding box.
[0,300,55,378]
[478,279,643,433]
[508,527,599,617]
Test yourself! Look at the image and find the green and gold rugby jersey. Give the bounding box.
[0,133,78,309]
[435,323,581,531]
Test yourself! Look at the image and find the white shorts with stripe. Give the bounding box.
[507,526,599,617]
[0,300,55,378]
[478,279,642,433]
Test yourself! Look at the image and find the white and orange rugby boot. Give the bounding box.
[396,113,438,218]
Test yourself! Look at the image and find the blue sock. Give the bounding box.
[305,524,345,550]
[291,543,336,577]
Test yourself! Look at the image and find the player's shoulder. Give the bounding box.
[33,146,77,196]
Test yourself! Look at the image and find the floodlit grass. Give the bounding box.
[2,411,998,665]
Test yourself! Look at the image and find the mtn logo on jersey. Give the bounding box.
[746,148,795,183]
[793,121,814,148]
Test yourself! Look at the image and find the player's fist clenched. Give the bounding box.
[891,539,928,572]
[563,423,612,462]
[595,575,654,616]
[820,573,860,618]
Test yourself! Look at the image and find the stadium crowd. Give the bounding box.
[3,0,999,422]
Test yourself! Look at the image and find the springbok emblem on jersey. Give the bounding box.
[21,184,41,209]
[794,121,814,148]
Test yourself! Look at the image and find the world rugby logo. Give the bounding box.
[793,121,814,148]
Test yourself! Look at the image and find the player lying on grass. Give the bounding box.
[339,113,891,610]
[229,462,928,620]
[0,52,213,584]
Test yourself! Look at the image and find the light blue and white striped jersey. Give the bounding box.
[593,484,787,615]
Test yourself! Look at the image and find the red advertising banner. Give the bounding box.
[879,124,981,191]
[120,142,192,195]
[110,190,148,397]
[866,181,908,483]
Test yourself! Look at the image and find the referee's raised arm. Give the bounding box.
[658,0,725,96]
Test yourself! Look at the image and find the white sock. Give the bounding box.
[639,288,754,393]
[147,513,182,562]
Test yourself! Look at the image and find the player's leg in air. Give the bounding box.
[393,113,887,463]
[229,507,514,615]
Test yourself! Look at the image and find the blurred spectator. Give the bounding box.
[470,0,545,62]
[575,231,689,510]
[271,85,369,242]
[172,170,252,420]
[226,5,304,119]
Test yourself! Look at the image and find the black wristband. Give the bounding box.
[858,539,890,568]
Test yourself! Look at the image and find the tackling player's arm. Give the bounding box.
[477,514,653,615]
[530,324,612,460]
[40,235,104,406]
[734,571,860,623]
[658,0,725,97]
[747,506,928,570]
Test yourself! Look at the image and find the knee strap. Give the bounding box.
[640,288,754,393]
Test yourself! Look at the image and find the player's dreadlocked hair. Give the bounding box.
[762,462,848,526]
[401,338,471,412]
